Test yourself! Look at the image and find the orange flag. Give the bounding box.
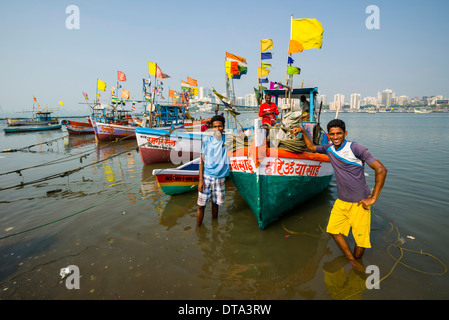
[288,40,304,54]
[122,89,130,99]
[187,76,197,87]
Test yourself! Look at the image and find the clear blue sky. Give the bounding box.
[1,0,448,115]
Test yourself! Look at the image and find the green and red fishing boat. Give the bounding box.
[228,87,333,229]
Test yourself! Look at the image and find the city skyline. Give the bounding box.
[1,1,448,115]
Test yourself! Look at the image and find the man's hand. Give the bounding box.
[198,180,204,193]
[358,196,376,210]
[291,127,304,135]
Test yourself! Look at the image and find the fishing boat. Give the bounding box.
[90,104,138,142]
[4,124,62,133]
[152,158,200,195]
[414,108,433,114]
[229,87,333,229]
[6,111,59,126]
[61,119,94,135]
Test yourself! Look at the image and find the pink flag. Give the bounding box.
[117,71,126,81]
[155,65,170,79]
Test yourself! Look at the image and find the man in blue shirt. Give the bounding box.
[197,115,230,226]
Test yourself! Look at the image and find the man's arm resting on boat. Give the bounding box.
[291,127,317,152]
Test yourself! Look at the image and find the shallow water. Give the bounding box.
[0,112,448,300]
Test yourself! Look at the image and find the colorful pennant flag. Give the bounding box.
[155,65,170,79]
[122,89,130,99]
[148,61,157,75]
[258,67,270,77]
[260,39,274,52]
[261,52,272,60]
[117,71,126,82]
[225,52,247,79]
[59,101,63,105]
[97,79,107,91]
[33,96,37,102]
[291,18,323,50]
[287,66,301,75]
[82,92,88,100]
[258,78,269,84]
[187,76,198,87]
[288,39,304,54]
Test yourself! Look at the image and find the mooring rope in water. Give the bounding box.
[0,169,158,241]
[1,134,70,154]
[346,214,447,299]
[282,213,447,299]
[0,133,136,177]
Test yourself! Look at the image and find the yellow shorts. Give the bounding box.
[326,199,372,248]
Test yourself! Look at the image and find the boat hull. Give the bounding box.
[4,124,62,133]
[5,118,59,126]
[61,119,94,135]
[91,120,136,142]
[152,158,200,195]
[229,149,333,229]
[135,127,205,165]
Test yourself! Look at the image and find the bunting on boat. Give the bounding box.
[259,39,273,88]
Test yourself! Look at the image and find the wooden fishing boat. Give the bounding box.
[6,111,59,126]
[135,102,211,165]
[135,127,206,165]
[152,158,200,195]
[4,124,62,133]
[229,87,334,229]
[61,119,94,135]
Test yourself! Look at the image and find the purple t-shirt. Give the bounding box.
[316,140,377,203]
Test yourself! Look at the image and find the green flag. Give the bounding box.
[287,66,301,75]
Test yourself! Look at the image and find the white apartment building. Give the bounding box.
[350,93,361,109]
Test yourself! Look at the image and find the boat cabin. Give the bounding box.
[262,87,319,123]
[143,103,186,127]
[35,112,56,121]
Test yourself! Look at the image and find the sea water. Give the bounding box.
[0,112,448,300]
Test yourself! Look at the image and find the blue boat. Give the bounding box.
[4,124,62,133]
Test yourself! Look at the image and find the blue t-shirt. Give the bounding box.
[316,140,377,203]
[201,135,230,178]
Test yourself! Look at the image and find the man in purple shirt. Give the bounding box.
[293,119,387,270]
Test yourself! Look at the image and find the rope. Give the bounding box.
[0,167,159,240]
[1,134,70,153]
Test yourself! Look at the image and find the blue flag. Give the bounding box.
[258,78,269,84]
[288,56,294,65]
[261,52,272,60]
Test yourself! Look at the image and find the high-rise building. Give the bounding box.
[332,94,345,111]
[381,89,393,107]
[350,93,361,109]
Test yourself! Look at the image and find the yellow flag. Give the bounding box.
[261,62,271,68]
[148,61,157,75]
[59,101,63,105]
[288,39,304,53]
[97,79,107,91]
[122,89,130,99]
[258,67,270,77]
[260,39,274,52]
[291,18,323,50]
